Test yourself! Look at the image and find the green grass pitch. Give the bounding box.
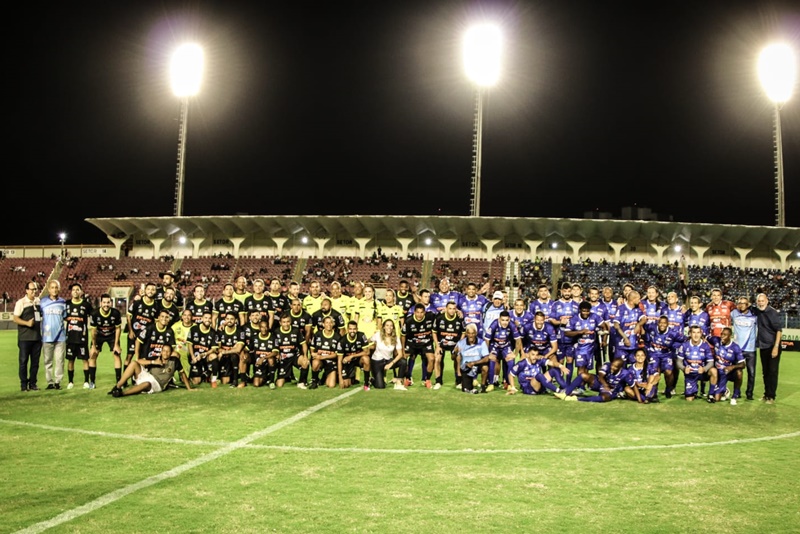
[1,330,798,533]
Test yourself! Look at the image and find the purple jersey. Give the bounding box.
[676,340,714,373]
[551,299,578,343]
[521,323,558,354]
[484,319,521,350]
[512,358,543,393]
[589,301,608,322]
[602,298,620,343]
[458,294,488,334]
[614,303,644,349]
[509,309,534,333]
[684,310,710,337]
[710,338,744,373]
[596,362,630,392]
[665,305,686,332]
[640,299,668,325]
[529,299,554,320]
[644,324,684,357]
[566,313,604,347]
[431,290,462,314]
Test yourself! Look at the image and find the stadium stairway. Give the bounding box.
[551,262,563,293]
[293,257,308,283]
[422,259,433,289]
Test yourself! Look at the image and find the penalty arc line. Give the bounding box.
[12,387,361,534]
[2,418,799,454]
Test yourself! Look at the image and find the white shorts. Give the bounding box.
[135,370,162,394]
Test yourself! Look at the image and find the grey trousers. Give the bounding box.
[42,341,66,385]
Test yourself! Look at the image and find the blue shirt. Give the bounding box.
[39,295,67,343]
[730,309,757,352]
[521,323,558,354]
[456,337,489,367]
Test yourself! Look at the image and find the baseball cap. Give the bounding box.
[492,291,504,300]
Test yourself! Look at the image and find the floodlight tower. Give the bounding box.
[463,24,501,217]
[758,43,796,227]
[58,232,66,257]
[170,43,204,217]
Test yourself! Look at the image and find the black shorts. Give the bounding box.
[278,356,301,379]
[189,359,207,379]
[406,344,433,357]
[95,338,118,354]
[342,358,360,380]
[66,343,88,361]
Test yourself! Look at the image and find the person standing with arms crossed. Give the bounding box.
[754,293,783,405]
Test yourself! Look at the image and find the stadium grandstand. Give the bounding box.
[1,215,798,326]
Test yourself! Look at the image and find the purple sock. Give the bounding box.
[421,365,429,381]
[536,373,559,393]
[566,361,574,382]
[579,395,605,402]
[488,360,496,383]
[565,376,584,396]
[408,358,416,379]
[551,367,567,389]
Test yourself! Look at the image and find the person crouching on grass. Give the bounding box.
[108,344,193,397]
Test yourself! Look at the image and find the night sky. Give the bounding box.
[8,0,800,247]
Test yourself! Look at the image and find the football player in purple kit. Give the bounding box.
[510,298,534,334]
[508,345,561,396]
[519,311,565,393]
[556,356,634,403]
[550,282,578,380]
[586,287,608,371]
[708,327,745,404]
[483,310,523,391]
[684,296,711,338]
[430,278,462,315]
[458,282,488,336]
[529,284,554,321]
[565,301,607,377]
[600,286,619,362]
[640,286,668,326]
[676,325,714,401]
[613,290,647,364]
[664,291,686,332]
[626,348,659,403]
[643,315,685,398]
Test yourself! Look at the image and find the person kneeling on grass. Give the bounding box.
[626,348,660,403]
[108,344,193,397]
[453,323,493,394]
[555,356,634,402]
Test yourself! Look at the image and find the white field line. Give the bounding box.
[12,388,361,534]
[2,418,798,455]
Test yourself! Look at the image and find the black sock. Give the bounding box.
[267,365,276,384]
[115,368,122,382]
[299,367,309,383]
[89,367,97,382]
[312,370,320,383]
[363,370,370,386]
[68,370,75,383]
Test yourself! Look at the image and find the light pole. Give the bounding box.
[58,232,66,258]
[463,24,501,217]
[170,43,204,217]
[758,43,796,227]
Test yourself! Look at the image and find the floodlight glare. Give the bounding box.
[758,43,796,103]
[58,232,66,241]
[170,43,204,97]
[463,24,502,87]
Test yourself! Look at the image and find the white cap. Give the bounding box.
[492,291,504,300]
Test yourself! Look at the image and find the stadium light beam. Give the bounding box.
[758,43,796,227]
[170,43,204,217]
[463,24,501,217]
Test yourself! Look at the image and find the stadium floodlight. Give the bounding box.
[758,43,796,227]
[170,43,204,217]
[463,23,502,217]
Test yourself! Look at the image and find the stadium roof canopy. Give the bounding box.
[87,215,800,250]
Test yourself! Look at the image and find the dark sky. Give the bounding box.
[8,0,800,247]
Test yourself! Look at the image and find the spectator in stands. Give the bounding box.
[13,282,42,391]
